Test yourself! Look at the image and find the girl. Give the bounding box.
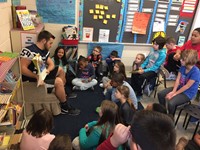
[115,85,136,126]
[158,50,200,115]
[72,56,97,90]
[131,53,145,74]
[20,109,55,150]
[52,46,68,73]
[100,61,127,95]
[72,100,122,150]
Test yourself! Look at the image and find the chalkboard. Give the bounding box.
[80,0,199,45]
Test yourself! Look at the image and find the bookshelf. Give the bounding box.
[0,53,24,149]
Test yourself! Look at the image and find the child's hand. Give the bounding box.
[88,77,92,82]
[165,92,175,100]
[138,69,144,74]
[84,124,89,132]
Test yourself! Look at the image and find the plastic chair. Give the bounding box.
[175,103,200,139]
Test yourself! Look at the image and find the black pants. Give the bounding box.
[131,71,157,96]
[164,53,180,74]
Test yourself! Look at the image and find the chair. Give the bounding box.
[175,103,200,139]
[23,82,61,118]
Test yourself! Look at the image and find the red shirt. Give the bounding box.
[180,40,200,59]
[96,134,117,150]
[165,45,179,65]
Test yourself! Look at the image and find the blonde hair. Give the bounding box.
[181,49,198,66]
[137,53,145,62]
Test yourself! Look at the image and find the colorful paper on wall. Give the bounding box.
[82,27,94,41]
[132,12,151,35]
[175,20,188,34]
[180,0,198,18]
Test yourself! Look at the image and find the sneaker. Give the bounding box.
[143,84,152,97]
[45,83,55,88]
[166,72,176,80]
[99,83,103,88]
[61,104,80,116]
[72,86,80,91]
[68,93,77,99]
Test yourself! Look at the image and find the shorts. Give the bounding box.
[44,66,59,84]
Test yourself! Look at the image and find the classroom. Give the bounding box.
[0,0,200,149]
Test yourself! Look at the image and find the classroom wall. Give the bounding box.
[0,0,13,52]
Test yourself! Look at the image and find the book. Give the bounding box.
[16,9,35,30]
[32,54,47,87]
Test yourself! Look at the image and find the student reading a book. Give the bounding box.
[20,109,55,150]
[20,30,80,116]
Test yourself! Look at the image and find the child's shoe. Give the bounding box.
[166,72,176,80]
[72,86,80,91]
[99,83,103,88]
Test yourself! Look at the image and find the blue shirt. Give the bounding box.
[178,66,200,99]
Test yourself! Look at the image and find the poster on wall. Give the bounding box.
[36,0,76,24]
[98,29,110,42]
[82,27,94,41]
[180,0,198,18]
[21,33,37,48]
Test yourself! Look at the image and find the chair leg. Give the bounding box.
[175,109,183,126]
[185,115,191,130]
[183,113,188,127]
[192,122,199,139]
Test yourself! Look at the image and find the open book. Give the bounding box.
[32,54,47,87]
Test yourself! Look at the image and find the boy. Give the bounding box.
[88,46,102,79]
[106,50,121,75]
[131,36,166,99]
[164,37,180,80]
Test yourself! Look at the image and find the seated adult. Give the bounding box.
[97,110,176,150]
[20,30,80,115]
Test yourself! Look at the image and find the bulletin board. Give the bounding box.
[79,0,199,45]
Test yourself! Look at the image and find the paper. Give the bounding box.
[175,20,188,34]
[93,15,98,19]
[82,27,94,41]
[153,21,165,32]
[100,5,104,9]
[100,11,105,15]
[178,36,186,46]
[132,12,151,34]
[95,10,100,14]
[117,0,121,2]
[112,14,116,19]
[104,6,108,10]
[99,15,103,19]
[106,14,111,19]
[180,0,198,17]
[21,33,37,48]
[103,20,108,24]
[96,4,100,9]
[89,9,94,14]
[99,29,110,42]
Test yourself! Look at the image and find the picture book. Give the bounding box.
[32,54,47,87]
[16,9,35,30]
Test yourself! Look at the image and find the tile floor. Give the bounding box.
[140,80,199,143]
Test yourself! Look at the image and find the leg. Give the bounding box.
[56,66,66,84]
[165,53,180,74]
[167,93,190,115]
[80,79,98,90]
[131,73,143,96]
[158,87,173,106]
[54,77,66,102]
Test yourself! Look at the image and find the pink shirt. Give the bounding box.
[180,40,200,59]
[20,130,55,150]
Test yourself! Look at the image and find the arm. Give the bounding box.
[46,57,55,73]
[20,58,38,80]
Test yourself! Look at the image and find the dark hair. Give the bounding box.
[114,61,127,79]
[166,37,176,44]
[181,49,198,66]
[37,30,55,42]
[152,36,166,49]
[111,73,125,86]
[94,46,102,52]
[48,134,72,150]
[96,100,118,145]
[53,46,67,66]
[26,109,53,138]
[116,85,136,111]
[194,27,200,33]
[131,110,176,150]
[152,103,167,114]
[110,50,118,57]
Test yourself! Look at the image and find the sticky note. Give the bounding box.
[106,14,110,19]
[93,15,98,19]
[100,5,104,9]
[95,10,100,14]
[112,14,116,19]
[89,9,94,14]
[95,4,100,9]
[99,15,103,19]
[103,20,108,24]
[100,11,105,15]
[117,0,121,2]
[104,6,108,10]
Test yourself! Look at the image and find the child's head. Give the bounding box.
[135,53,145,64]
[115,85,129,100]
[78,55,88,70]
[92,46,102,56]
[48,134,72,150]
[54,46,66,59]
[146,103,167,114]
[110,50,118,59]
[191,27,200,45]
[111,73,125,88]
[98,100,118,124]
[113,61,127,78]
[166,37,176,50]
[152,36,166,50]
[26,109,53,138]
[180,49,198,66]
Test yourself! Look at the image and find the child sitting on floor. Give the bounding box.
[72,56,97,91]
[20,109,55,150]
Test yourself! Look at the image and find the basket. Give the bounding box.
[61,39,79,45]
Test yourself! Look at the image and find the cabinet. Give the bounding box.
[10,24,44,53]
[0,53,24,149]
